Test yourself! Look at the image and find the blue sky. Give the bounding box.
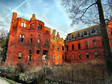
[0,0,88,38]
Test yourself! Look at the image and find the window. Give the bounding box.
[62,54,64,60]
[78,43,81,49]
[19,34,24,42]
[30,38,32,43]
[72,44,74,50]
[94,52,98,58]
[72,54,75,59]
[66,54,68,59]
[29,49,32,54]
[84,31,87,35]
[93,40,96,47]
[92,28,95,33]
[58,54,60,59]
[45,40,48,45]
[86,52,89,59]
[18,52,22,59]
[38,24,40,28]
[111,31,112,36]
[58,45,59,50]
[36,50,40,54]
[72,35,74,39]
[32,24,34,28]
[79,53,81,59]
[21,22,23,26]
[28,55,32,61]
[52,45,55,49]
[77,32,80,37]
[24,23,26,27]
[37,39,40,43]
[85,42,88,49]
[62,46,64,51]
[53,54,55,59]
[66,45,68,51]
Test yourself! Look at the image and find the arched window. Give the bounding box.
[72,54,75,59]
[37,38,40,43]
[36,50,40,54]
[86,52,89,59]
[29,49,32,54]
[18,52,22,59]
[94,51,98,58]
[30,38,32,43]
[19,34,24,42]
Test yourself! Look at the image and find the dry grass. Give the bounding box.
[46,60,111,84]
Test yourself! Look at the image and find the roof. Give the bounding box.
[68,24,100,35]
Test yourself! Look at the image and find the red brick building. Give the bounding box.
[65,18,112,63]
[5,12,51,66]
[49,30,64,65]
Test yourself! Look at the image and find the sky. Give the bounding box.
[0,0,88,39]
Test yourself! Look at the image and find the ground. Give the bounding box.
[0,77,9,84]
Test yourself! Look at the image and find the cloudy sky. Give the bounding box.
[0,0,88,38]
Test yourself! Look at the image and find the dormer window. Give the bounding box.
[21,22,23,27]
[72,35,74,39]
[92,28,95,33]
[84,31,87,35]
[77,32,80,37]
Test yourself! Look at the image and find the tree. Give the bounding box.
[62,0,112,74]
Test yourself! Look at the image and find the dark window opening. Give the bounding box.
[111,31,112,36]
[62,46,64,51]
[66,45,68,51]
[30,38,32,43]
[53,45,55,49]
[36,50,40,54]
[58,45,59,50]
[92,29,95,33]
[85,42,88,49]
[78,43,81,49]
[77,33,80,37]
[19,34,24,42]
[72,35,74,39]
[72,44,74,50]
[72,54,75,59]
[93,40,96,47]
[29,50,32,54]
[84,31,87,35]
[75,36,77,39]
[86,53,89,59]
[45,40,48,46]
[62,54,64,60]
[95,52,98,58]
[29,55,32,61]
[79,53,81,59]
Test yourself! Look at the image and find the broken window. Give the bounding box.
[29,49,32,54]
[53,53,55,59]
[94,51,98,58]
[19,34,24,42]
[66,45,68,51]
[86,52,89,59]
[36,50,40,54]
[58,45,59,50]
[85,42,88,49]
[78,43,81,49]
[37,38,40,43]
[28,55,32,61]
[18,52,22,59]
[72,54,75,59]
[52,45,55,49]
[45,40,48,46]
[30,38,32,43]
[62,46,64,51]
[79,53,81,59]
[93,40,96,47]
[84,31,87,35]
[72,44,74,50]
[58,54,60,59]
